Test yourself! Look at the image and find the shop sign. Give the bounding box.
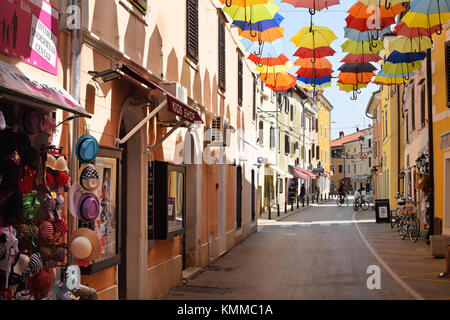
[0,0,59,75]
[166,95,203,123]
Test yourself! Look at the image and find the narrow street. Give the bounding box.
[162,198,450,300]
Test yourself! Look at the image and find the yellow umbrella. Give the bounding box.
[219,0,270,6]
[356,0,409,6]
[383,61,422,75]
[301,83,332,91]
[291,25,337,48]
[401,0,450,32]
[222,0,280,24]
[341,39,384,54]
[388,36,433,53]
[255,60,293,73]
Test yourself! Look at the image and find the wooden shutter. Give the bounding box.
[285,134,290,154]
[411,85,415,130]
[218,18,226,91]
[186,0,198,62]
[446,41,450,107]
[238,55,243,106]
[420,86,426,127]
[253,77,256,120]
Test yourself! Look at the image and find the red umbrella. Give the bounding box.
[248,53,290,66]
[293,46,336,59]
[345,15,396,32]
[341,53,381,64]
[281,0,340,15]
[296,68,334,78]
[394,22,442,38]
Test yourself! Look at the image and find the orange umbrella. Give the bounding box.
[296,68,333,78]
[248,53,290,66]
[347,2,405,19]
[259,72,297,91]
[219,0,270,6]
[294,57,332,69]
[338,72,374,84]
[238,26,284,42]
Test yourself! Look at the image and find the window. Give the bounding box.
[315,118,318,132]
[411,84,415,131]
[385,110,388,137]
[252,77,256,121]
[218,17,226,91]
[258,121,264,145]
[368,139,371,148]
[339,164,343,173]
[348,165,351,173]
[238,55,243,106]
[168,169,185,233]
[325,127,327,139]
[290,104,294,121]
[321,149,323,161]
[81,146,122,274]
[312,144,315,158]
[421,86,426,127]
[368,157,372,168]
[406,113,409,142]
[325,150,327,164]
[285,134,290,154]
[316,146,320,160]
[285,97,289,113]
[186,0,199,62]
[446,41,450,107]
[270,126,275,149]
[321,124,323,137]
[128,0,147,14]
[354,164,357,173]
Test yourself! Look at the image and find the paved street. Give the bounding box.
[162,198,450,300]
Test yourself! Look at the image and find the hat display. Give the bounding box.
[69,228,102,262]
[68,183,100,223]
[29,267,54,300]
[46,154,69,172]
[75,134,99,163]
[79,164,100,193]
[13,254,30,276]
[22,110,41,135]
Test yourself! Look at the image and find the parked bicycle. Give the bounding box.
[390,192,406,231]
[398,197,420,242]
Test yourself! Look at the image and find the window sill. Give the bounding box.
[185,56,199,72]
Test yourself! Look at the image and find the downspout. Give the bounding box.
[426,50,435,236]
[397,84,401,193]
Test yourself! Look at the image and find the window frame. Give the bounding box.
[218,17,226,91]
[186,0,199,63]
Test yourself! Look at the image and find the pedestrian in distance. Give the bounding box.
[300,183,305,201]
[438,245,450,278]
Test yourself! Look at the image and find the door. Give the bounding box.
[218,164,226,255]
[236,166,242,230]
[118,121,128,300]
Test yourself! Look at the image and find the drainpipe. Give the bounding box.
[397,84,401,193]
[426,50,435,236]
[68,0,82,262]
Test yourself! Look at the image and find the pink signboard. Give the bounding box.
[0,0,59,75]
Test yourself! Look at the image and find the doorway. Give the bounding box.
[236,166,242,230]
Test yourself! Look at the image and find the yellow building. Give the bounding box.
[316,95,333,197]
[431,29,450,235]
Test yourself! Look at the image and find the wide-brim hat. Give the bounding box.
[69,228,102,262]
[75,134,99,163]
[22,110,41,135]
[79,164,101,193]
[68,183,100,223]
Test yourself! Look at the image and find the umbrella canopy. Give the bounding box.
[341,39,384,54]
[386,50,428,64]
[293,46,336,58]
[222,0,280,24]
[220,0,270,6]
[338,62,378,73]
[341,53,382,63]
[394,21,442,38]
[383,61,423,75]
[347,2,405,19]
[291,25,337,48]
[297,75,332,85]
[241,38,285,57]
[248,53,290,65]
[261,72,297,90]
[337,82,368,92]
[294,57,332,68]
[296,68,334,77]
[388,36,433,53]
[255,60,293,73]
[238,26,285,42]
[356,0,410,7]
[281,0,340,14]
[338,72,374,84]
[343,26,391,42]
[233,12,284,32]
[401,0,450,31]
[301,82,332,90]
[345,15,397,32]
[377,68,414,79]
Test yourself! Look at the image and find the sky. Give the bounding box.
[272,0,377,140]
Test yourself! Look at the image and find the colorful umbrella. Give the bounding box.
[341,39,384,54]
[260,72,297,90]
[297,75,332,86]
[347,2,405,19]
[220,0,271,6]
[293,46,336,59]
[345,15,396,32]
[294,57,332,69]
[222,0,280,24]
[388,36,433,53]
[281,0,340,15]
[401,0,450,35]
[383,61,423,75]
[255,60,293,73]
[343,26,391,42]
[241,38,285,62]
[338,63,378,73]
[301,82,332,90]
[394,21,442,38]
[356,0,410,9]
[233,12,284,32]
[386,50,427,64]
[341,53,381,63]
[338,72,374,84]
[238,26,285,42]
[248,53,290,65]
[296,68,334,77]
[337,82,369,92]
[291,25,337,48]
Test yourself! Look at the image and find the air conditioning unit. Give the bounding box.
[158,82,188,122]
[205,116,229,147]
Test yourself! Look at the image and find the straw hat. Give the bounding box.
[69,228,102,262]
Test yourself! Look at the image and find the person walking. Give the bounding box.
[300,183,306,204]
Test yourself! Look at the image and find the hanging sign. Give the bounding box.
[0,0,59,75]
[166,95,203,123]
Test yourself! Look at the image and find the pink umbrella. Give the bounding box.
[281,0,340,15]
[394,22,442,38]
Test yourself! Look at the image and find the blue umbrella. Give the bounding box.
[241,38,286,57]
[386,50,427,64]
[233,12,284,32]
[377,69,414,79]
[343,26,391,42]
[297,75,332,86]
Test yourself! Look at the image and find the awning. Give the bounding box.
[312,168,324,175]
[267,165,293,179]
[290,166,310,180]
[0,60,91,118]
[339,177,350,182]
[294,167,317,180]
[111,63,203,145]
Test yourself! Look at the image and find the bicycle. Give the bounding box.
[336,194,349,207]
[398,198,421,242]
[353,196,370,211]
[390,193,406,231]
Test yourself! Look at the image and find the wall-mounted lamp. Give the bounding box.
[88,68,124,83]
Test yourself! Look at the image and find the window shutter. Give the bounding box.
[186,0,198,62]
[253,77,256,121]
[270,127,275,149]
[411,85,415,131]
[238,55,243,106]
[420,86,426,127]
[446,41,450,107]
[218,18,226,91]
[316,146,320,160]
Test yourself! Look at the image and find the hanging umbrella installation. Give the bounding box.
[281,0,340,15]
[222,0,280,25]
[341,53,381,64]
[388,36,433,53]
[401,0,450,35]
[260,72,297,91]
[394,21,442,38]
